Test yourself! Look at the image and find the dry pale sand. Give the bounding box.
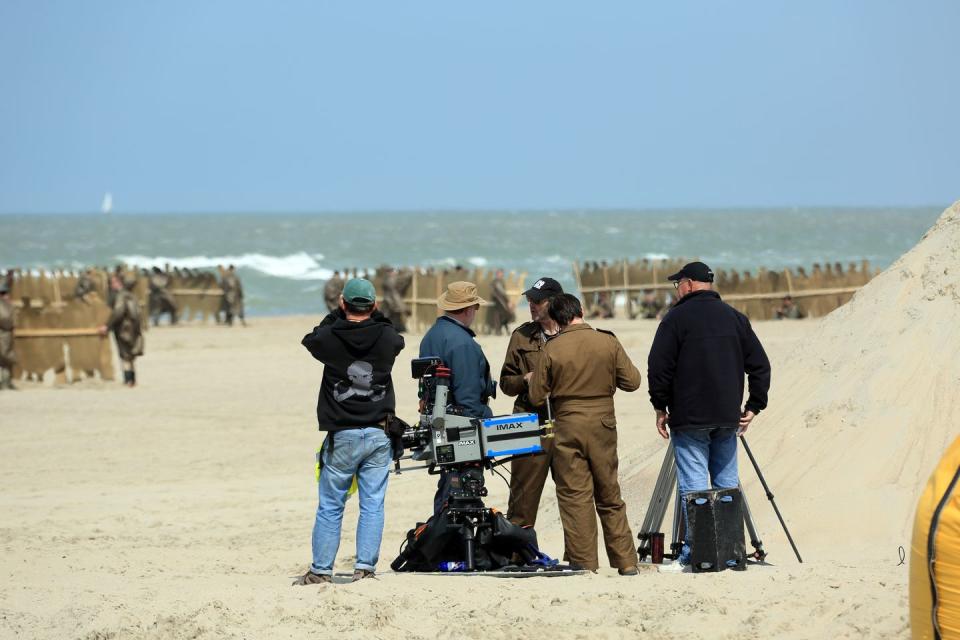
[5,202,960,639]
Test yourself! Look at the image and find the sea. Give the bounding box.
[0,207,945,316]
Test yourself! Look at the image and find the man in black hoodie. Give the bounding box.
[647,261,771,569]
[294,278,405,585]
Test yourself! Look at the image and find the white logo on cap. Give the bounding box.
[534,280,545,289]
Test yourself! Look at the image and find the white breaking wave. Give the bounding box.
[643,252,671,261]
[115,252,334,281]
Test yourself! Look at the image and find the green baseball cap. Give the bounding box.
[342,278,376,308]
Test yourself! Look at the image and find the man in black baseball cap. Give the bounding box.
[667,261,715,285]
[648,259,771,572]
[500,276,564,529]
[522,277,563,303]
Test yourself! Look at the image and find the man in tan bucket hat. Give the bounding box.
[420,281,497,514]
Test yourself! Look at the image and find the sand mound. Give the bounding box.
[734,201,960,560]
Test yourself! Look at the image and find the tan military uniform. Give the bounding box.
[528,322,641,571]
[490,277,514,335]
[107,289,144,362]
[148,271,178,324]
[499,321,558,527]
[74,271,97,300]
[323,275,344,313]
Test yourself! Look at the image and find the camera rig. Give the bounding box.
[395,357,546,473]
[389,357,551,572]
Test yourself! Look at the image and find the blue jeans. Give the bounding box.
[671,427,739,564]
[310,428,391,575]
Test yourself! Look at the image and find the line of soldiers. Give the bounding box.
[323,266,516,336]
[77,264,246,327]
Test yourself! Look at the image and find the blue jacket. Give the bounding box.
[419,315,495,418]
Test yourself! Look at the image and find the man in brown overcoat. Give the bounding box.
[528,293,641,575]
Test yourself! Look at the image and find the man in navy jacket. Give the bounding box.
[647,261,771,568]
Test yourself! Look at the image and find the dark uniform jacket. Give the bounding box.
[647,289,771,430]
[0,297,16,367]
[419,315,494,419]
[106,290,144,361]
[499,321,555,423]
[528,322,641,425]
[302,310,405,432]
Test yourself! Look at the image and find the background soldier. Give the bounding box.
[323,271,344,313]
[636,289,665,319]
[220,265,245,326]
[589,291,616,319]
[489,269,515,335]
[148,266,179,326]
[0,281,17,390]
[775,295,804,319]
[74,268,98,300]
[528,293,641,576]
[499,276,563,528]
[379,267,408,332]
[99,274,144,387]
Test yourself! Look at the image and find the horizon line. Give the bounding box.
[0,203,949,216]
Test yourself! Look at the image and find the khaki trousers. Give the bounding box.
[553,419,636,571]
[506,436,555,528]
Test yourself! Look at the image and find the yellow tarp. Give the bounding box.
[911,435,960,639]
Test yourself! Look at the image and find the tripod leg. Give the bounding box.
[739,436,803,563]
[670,481,684,559]
[738,482,767,561]
[637,443,678,560]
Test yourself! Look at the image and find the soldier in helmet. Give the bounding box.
[148,266,179,326]
[324,271,345,313]
[74,268,98,301]
[0,280,17,390]
[489,269,515,336]
[99,274,145,387]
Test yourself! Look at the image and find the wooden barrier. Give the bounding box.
[573,258,878,320]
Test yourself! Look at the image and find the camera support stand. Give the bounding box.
[636,436,802,564]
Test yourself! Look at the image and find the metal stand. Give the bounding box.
[637,437,801,564]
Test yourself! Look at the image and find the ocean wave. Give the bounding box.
[115,252,333,280]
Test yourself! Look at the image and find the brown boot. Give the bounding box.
[292,570,333,586]
[618,566,639,576]
[352,569,375,582]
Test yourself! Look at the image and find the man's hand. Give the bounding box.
[738,410,756,435]
[97,324,108,336]
[656,410,670,440]
[523,372,533,384]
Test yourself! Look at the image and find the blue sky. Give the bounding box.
[1,1,957,213]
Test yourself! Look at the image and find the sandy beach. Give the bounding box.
[5,202,960,639]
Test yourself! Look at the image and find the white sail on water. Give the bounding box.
[101,192,113,214]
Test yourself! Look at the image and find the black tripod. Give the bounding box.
[636,436,802,564]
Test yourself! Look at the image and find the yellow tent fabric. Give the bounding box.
[911,435,960,639]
